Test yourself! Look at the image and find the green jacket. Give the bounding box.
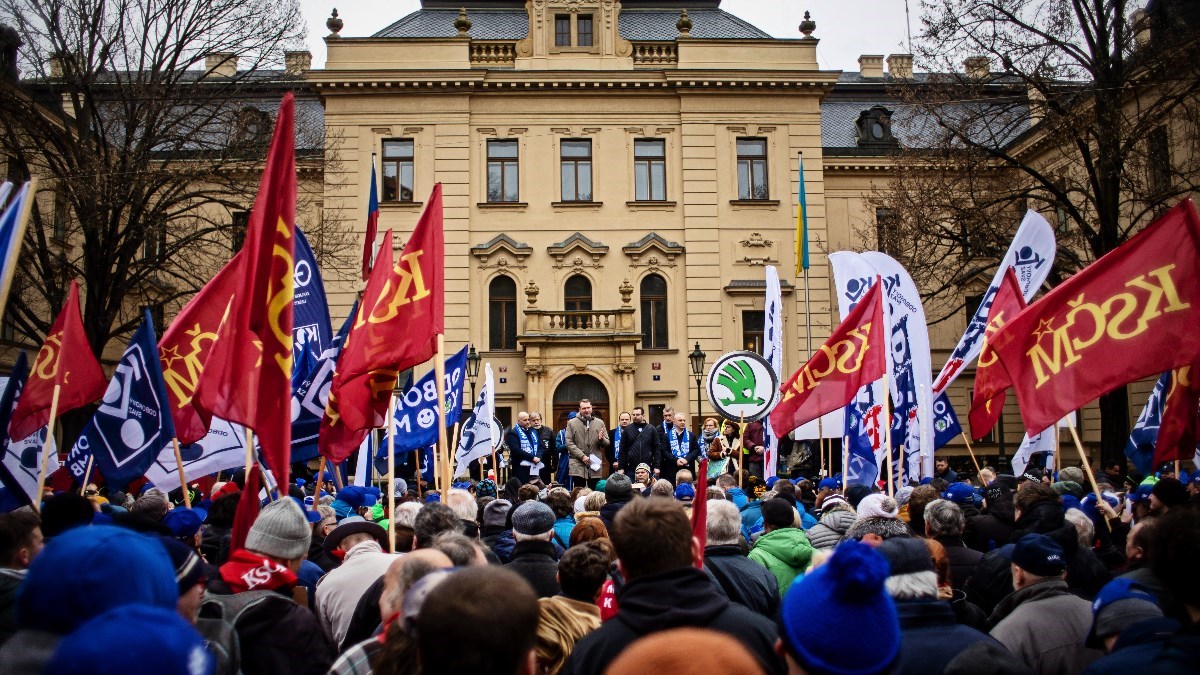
[747,527,814,595]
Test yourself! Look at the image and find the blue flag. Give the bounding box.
[931,392,962,450]
[292,300,356,462]
[390,346,469,454]
[0,182,31,314]
[67,311,176,487]
[0,352,46,505]
[1126,372,1171,476]
[292,226,331,367]
[843,387,884,488]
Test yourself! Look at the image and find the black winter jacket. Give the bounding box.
[505,540,561,598]
[618,422,661,473]
[562,567,783,675]
[892,599,1028,675]
[202,578,335,675]
[703,544,780,617]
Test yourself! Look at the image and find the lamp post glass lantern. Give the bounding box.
[689,342,705,433]
[466,344,481,405]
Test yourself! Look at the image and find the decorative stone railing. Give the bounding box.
[632,42,678,66]
[470,41,517,67]
[523,308,637,334]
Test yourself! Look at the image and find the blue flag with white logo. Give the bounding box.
[843,387,884,488]
[931,392,963,450]
[292,226,331,367]
[0,352,54,505]
[1126,372,1171,476]
[390,346,468,454]
[67,311,175,487]
[292,300,356,462]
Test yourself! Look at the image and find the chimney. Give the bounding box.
[1131,9,1151,49]
[963,56,990,79]
[1027,84,1046,126]
[886,54,912,79]
[858,54,884,79]
[284,50,312,76]
[204,52,237,78]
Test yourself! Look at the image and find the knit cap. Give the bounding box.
[1086,578,1164,649]
[845,484,873,509]
[512,501,556,536]
[484,499,514,528]
[779,541,899,674]
[1151,477,1188,509]
[856,494,899,521]
[17,525,177,635]
[604,473,633,501]
[46,605,213,675]
[244,497,312,560]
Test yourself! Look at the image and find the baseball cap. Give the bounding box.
[941,483,981,507]
[1011,533,1066,577]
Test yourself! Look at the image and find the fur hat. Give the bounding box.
[855,494,899,521]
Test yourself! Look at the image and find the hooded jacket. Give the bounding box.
[747,527,814,595]
[562,567,782,675]
[703,544,780,617]
[988,579,1101,674]
[805,507,856,550]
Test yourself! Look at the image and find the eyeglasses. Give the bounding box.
[84,490,98,496]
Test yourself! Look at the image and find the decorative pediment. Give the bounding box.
[735,232,780,266]
[622,233,685,268]
[470,234,533,269]
[547,232,608,269]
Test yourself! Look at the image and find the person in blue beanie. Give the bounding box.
[776,541,899,674]
[0,525,178,672]
[46,605,213,675]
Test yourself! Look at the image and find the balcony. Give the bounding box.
[631,42,678,67]
[522,308,637,337]
[470,41,516,68]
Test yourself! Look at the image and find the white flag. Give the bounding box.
[791,409,846,440]
[352,432,374,487]
[762,265,784,480]
[144,417,250,494]
[1011,430,1056,476]
[454,364,495,477]
[0,374,58,504]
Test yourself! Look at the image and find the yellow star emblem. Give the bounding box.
[1032,317,1056,343]
[160,345,183,370]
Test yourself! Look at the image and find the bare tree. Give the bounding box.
[0,0,355,360]
[869,0,1200,463]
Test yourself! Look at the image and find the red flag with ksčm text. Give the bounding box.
[8,280,107,440]
[330,184,444,430]
[319,230,396,463]
[195,93,296,488]
[769,279,886,434]
[1153,365,1200,467]
[158,252,243,444]
[990,198,1200,435]
[967,268,1026,441]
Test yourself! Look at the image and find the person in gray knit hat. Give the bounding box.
[201,497,335,674]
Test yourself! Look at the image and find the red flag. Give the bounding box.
[992,199,1200,434]
[195,94,296,487]
[158,253,243,444]
[1153,365,1200,467]
[769,280,886,434]
[229,464,263,553]
[319,231,396,463]
[967,268,1027,440]
[363,162,380,281]
[692,457,708,569]
[8,280,107,440]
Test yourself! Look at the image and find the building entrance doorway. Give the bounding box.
[552,374,610,433]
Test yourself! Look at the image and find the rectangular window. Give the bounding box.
[52,191,68,240]
[381,139,415,203]
[487,140,520,203]
[875,207,899,255]
[142,226,164,262]
[230,210,249,253]
[560,139,592,202]
[1149,126,1171,197]
[555,15,571,47]
[1,313,15,342]
[577,15,593,47]
[743,310,765,354]
[633,139,666,201]
[736,138,769,200]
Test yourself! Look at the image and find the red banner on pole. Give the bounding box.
[967,268,1026,440]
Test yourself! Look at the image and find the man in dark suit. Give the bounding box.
[619,407,664,478]
[663,412,700,484]
[506,411,543,484]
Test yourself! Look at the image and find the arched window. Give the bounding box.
[564,275,592,312]
[640,274,668,349]
[489,276,517,350]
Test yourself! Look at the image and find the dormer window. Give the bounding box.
[855,106,899,148]
[555,15,571,46]
[551,13,595,50]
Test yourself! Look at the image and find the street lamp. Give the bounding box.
[688,341,706,434]
[466,344,481,405]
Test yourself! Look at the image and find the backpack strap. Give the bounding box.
[201,588,288,625]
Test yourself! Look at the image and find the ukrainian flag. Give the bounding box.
[796,153,810,276]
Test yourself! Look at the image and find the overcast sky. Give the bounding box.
[298,1,914,72]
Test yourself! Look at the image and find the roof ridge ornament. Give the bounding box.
[677,9,693,38]
[799,11,816,39]
[326,8,343,39]
[455,7,472,37]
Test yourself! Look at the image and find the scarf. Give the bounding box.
[219,549,298,594]
[668,426,691,459]
[698,429,719,456]
[613,426,623,459]
[519,426,534,455]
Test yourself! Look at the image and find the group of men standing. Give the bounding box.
[504,401,767,489]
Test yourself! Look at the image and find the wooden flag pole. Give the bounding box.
[883,373,894,498]
[415,447,424,500]
[78,455,94,497]
[387,392,397,552]
[244,428,254,479]
[818,417,825,476]
[312,456,326,514]
[1064,415,1111,532]
[171,438,192,508]
[897,442,905,489]
[435,335,451,491]
[32,384,62,511]
[959,432,983,477]
[842,435,850,495]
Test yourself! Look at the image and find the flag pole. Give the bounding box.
[387,392,397,552]
[171,438,192,508]
[842,434,849,496]
[313,456,326,514]
[884,373,894,498]
[78,455,94,497]
[435,335,450,491]
[1064,415,1110,532]
[818,418,825,476]
[415,447,424,500]
[33,384,62,511]
[244,428,254,480]
[959,432,983,477]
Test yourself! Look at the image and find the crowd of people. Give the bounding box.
[0,399,1198,674]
